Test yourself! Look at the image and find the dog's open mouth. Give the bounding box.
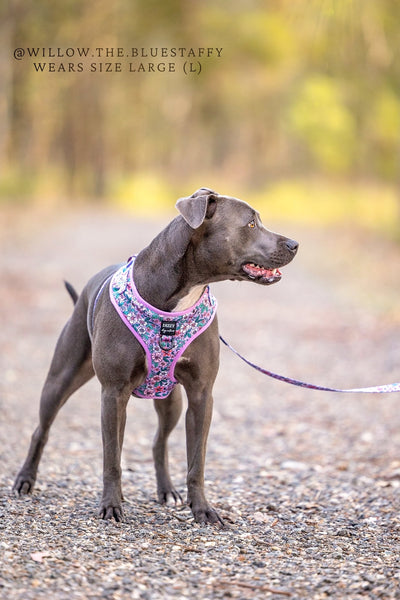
[242,263,282,284]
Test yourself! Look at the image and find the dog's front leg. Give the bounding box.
[99,385,130,522]
[185,389,222,525]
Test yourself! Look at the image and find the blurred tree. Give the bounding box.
[288,75,357,173]
[1,0,399,202]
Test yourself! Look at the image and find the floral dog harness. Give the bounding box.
[109,257,217,399]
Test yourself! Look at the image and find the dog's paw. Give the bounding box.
[13,473,36,496]
[191,505,225,526]
[158,488,183,506]
[99,503,124,522]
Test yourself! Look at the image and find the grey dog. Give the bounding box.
[13,188,298,524]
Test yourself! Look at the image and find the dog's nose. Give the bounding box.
[285,239,299,254]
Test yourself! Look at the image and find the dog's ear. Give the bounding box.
[175,188,218,229]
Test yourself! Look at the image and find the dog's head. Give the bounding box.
[176,188,298,286]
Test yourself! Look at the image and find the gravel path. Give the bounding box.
[1,205,400,599]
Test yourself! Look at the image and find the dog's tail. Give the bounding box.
[64,280,79,306]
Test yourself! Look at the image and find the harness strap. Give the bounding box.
[219,336,400,394]
[91,274,113,332]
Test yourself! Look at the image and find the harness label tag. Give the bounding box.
[160,321,177,336]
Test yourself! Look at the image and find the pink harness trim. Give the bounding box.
[109,258,217,399]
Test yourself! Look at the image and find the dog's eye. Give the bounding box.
[248,219,256,229]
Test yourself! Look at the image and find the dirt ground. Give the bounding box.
[1,204,400,599]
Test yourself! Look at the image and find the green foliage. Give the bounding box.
[1,0,399,238]
[0,168,37,202]
[250,179,399,240]
[369,89,400,178]
[110,173,176,215]
[230,11,297,65]
[288,76,357,173]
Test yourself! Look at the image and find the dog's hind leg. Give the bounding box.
[13,296,94,495]
[152,387,183,505]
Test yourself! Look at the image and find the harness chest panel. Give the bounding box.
[109,258,217,399]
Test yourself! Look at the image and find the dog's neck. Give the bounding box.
[133,217,207,312]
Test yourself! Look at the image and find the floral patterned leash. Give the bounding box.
[219,336,400,394]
